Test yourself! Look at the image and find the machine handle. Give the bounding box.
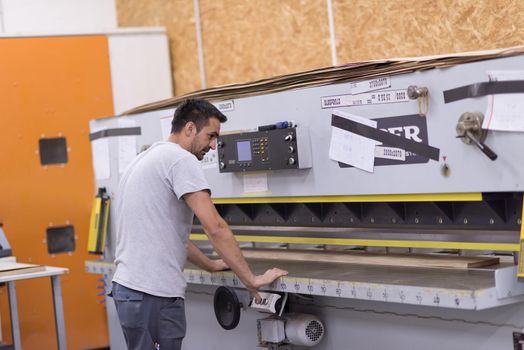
[465,131,498,161]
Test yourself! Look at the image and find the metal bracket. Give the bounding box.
[407,85,429,116]
[495,266,524,299]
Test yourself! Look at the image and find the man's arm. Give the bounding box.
[184,190,288,298]
[187,241,228,272]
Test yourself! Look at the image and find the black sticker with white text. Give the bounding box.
[338,114,431,168]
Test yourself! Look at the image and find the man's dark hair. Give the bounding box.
[171,99,227,133]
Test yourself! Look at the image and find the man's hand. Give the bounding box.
[209,259,229,272]
[248,268,288,301]
[187,242,230,273]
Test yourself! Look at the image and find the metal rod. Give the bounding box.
[51,276,67,350]
[7,282,21,350]
[0,285,3,344]
[193,225,520,244]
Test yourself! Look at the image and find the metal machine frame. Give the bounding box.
[87,47,524,349]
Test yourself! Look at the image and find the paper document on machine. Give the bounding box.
[160,115,172,140]
[243,173,269,194]
[329,110,378,172]
[118,118,138,174]
[483,70,524,131]
[90,124,111,180]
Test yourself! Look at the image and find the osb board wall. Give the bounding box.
[116,0,524,97]
[199,0,331,88]
[334,0,524,62]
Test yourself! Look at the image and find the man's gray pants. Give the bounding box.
[112,282,186,350]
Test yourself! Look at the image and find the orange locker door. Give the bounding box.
[0,35,114,349]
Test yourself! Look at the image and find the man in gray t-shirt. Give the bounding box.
[112,99,287,350]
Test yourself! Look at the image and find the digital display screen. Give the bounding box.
[236,140,252,161]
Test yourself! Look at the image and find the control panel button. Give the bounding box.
[288,146,294,153]
[288,157,296,165]
[284,135,293,142]
[219,161,225,169]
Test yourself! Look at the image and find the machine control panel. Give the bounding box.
[217,127,312,173]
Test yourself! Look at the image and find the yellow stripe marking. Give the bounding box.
[190,234,518,252]
[212,193,482,204]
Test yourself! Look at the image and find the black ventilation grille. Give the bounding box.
[46,225,75,254]
[39,137,68,165]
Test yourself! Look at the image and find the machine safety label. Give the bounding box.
[321,89,409,109]
[350,76,391,94]
[375,146,406,161]
[215,100,235,112]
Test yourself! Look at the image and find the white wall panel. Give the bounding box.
[1,0,116,33]
[0,1,4,32]
[108,30,173,114]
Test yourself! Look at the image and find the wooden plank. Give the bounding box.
[0,262,46,277]
[241,248,499,269]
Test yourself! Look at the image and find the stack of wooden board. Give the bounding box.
[0,261,46,277]
[240,248,500,269]
[123,46,524,116]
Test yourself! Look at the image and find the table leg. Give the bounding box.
[51,275,67,350]
[7,281,21,350]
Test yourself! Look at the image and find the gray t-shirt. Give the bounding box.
[112,141,210,298]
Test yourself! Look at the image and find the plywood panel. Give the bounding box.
[334,0,524,63]
[116,0,524,98]
[0,36,113,350]
[200,0,331,88]
[116,0,201,95]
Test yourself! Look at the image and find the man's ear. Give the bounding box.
[184,121,197,136]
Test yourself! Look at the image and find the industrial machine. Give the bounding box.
[86,47,524,349]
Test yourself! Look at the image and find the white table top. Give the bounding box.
[0,266,68,283]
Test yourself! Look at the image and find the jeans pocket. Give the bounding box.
[112,282,144,301]
[159,298,186,339]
